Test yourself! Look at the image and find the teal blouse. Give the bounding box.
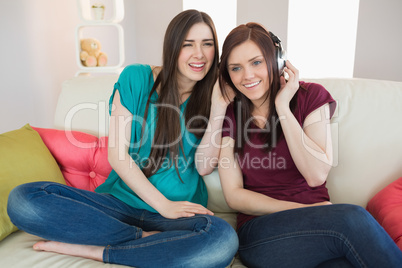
[95,64,208,212]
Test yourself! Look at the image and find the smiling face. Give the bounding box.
[177,22,215,91]
[227,40,270,107]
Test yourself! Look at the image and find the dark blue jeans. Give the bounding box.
[237,204,402,268]
[7,182,238,268]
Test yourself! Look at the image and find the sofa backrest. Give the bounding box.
[304,78,402,207]
[54,75,402,209]
[54,75,117,137]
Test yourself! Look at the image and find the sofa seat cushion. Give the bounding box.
[0,124,66,241]
[0,231,130,267]
[367,177,402,250]
[32,127,111,192]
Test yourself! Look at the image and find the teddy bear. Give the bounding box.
[80,38,108,67]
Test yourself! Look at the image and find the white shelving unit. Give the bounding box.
[75,0,125,76]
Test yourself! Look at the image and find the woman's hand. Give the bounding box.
[195,79,236,176]
[211,79,235,109]
[275,61,300,109]
[158,200,214,219]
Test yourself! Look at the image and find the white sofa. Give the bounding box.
[1,75,402,268]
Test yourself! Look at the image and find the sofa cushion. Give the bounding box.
[203,170,236,213]
[366,177,402,250]
[0,231,132,267]
[32,127,111,192]
[0,124,66,241]
[304,78,402,208]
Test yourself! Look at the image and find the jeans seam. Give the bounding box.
[41,183,136,219]
[107,215,212,250]
[103,245,110,263]
[113,232,201,250]
[138,213,213,231]
[239,230,366,268]
[41,183,143,237]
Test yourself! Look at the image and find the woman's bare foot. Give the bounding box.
[32,231,160,260]
[33,241,104,262]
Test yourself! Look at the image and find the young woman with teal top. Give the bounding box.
[7,10,238,267]
[94,63,209,214]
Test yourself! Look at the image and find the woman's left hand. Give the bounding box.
[275,61,300,108]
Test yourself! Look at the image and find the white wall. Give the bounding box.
[354,0,402,81]
[238,0,402,81]
[1,0,401,134]
[237,0,289,48]
[122,0,182,66]
[0,0,181,133]
[0,1,79,133]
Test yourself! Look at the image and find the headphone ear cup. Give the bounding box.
[277,49,287,74]
[269,31,287,74]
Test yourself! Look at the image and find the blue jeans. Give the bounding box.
[237,204,402,268]
[7,182,238,268]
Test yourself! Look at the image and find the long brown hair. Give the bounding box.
[141,10,219,178]
[219,22,298,155]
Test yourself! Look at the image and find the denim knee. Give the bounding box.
[334,204,373,229]
[105,214,239,268]
[7,182,48,229]
[195,216,239,267]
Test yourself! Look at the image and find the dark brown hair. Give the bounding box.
[142,10,219,178]
[219,22,298,155]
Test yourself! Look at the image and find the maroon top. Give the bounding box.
[222,82,337,230]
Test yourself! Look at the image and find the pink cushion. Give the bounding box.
[367,177,402,251]
[32,127,111,192]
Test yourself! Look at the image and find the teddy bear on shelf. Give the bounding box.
[80,38,108,67]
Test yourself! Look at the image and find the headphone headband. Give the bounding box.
[268,32,281,47]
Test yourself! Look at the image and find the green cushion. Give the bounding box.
[0,124,65,241]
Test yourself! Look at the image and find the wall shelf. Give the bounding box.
[77,0,124,23]
[75,0,125,76]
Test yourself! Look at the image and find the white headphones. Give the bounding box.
[268,31,287,74]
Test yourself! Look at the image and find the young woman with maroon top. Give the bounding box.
[218,22,402,268]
